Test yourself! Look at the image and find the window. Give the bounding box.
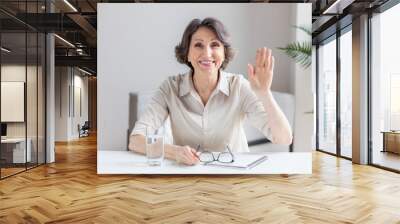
[340,29,352,158]
[317,37,337,154]
[371,2,400,171]
[0,1,47,179]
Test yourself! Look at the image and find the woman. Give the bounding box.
[128,17,292,165]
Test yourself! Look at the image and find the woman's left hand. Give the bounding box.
[247,47,275,95]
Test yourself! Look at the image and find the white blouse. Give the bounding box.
[131,70,274,152]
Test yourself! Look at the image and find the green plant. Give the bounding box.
[278,26,312,69]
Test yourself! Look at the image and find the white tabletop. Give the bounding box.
[97,150,312,174]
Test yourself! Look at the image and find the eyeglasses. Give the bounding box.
[195,145,235,164]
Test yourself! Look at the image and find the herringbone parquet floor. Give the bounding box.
[1,134,400,224]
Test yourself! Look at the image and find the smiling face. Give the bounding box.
[187,27,225,76]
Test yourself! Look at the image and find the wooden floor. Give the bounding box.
[1,135,400,223]
[0,167,26,178]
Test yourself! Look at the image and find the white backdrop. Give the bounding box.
[98,3,311,151]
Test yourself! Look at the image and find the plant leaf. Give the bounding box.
[278,41,312,68]
[278,25,313,69]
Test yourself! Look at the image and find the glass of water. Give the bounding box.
[146,133,164,166]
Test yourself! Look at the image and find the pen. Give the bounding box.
[193,145,201,160]
[247,156,268,169]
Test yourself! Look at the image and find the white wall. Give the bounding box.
[55,67,69,141]
[55,67,89,141]
[293,4,313,152]
[1,65,40,138]
[72,73,89,138]
[1,63,46,163]
[98,3,311,151]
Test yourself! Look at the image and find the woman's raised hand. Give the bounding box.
[174,145,200,166]
[247,47,275,95]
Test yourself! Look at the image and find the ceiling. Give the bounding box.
[0,0,392,75]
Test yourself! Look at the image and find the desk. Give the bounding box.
[1,138,31,163]
[381,131,400,154]
[98,150,312,174]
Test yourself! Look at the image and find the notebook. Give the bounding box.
[203,155,268,169]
